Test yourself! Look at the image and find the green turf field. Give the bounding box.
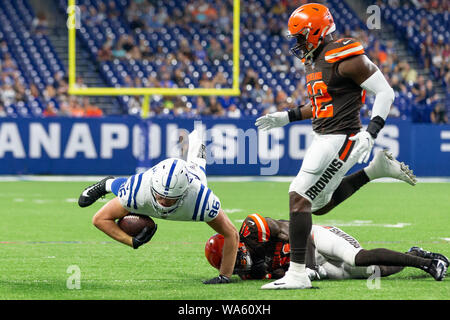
[0,180,448,300]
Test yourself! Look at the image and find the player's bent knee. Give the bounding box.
[289,191,312,213]
[92,214,101,228]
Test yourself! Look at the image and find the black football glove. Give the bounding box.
[132,225,157,249]
[203,275,231,284]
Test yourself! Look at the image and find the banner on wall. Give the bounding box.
[0,117,449,176]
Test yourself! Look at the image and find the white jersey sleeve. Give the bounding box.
[188,181,221,222]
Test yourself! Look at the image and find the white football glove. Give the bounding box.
[349,131,375,164]
[255,111,289,131]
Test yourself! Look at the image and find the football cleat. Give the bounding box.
[421,259,448,281]
[408,247,449,267]
[261,270,312,290]
[365,149,417,186]
[78,176,114,208]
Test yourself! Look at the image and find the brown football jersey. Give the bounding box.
[238,214,290,279]
[305,38,366,135]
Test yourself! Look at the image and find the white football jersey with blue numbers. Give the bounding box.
[116,162,221,222]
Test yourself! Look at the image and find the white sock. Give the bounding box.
[105,179,114,192]
[288,262,306,274]
[363,166,376,181]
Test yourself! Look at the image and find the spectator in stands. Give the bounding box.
[398,61,418,84]
[424,79,439,105]
[217,4,232,33]
[207,39,225,62]
[1,54,18,77]
[69,96,85,117]
[86,7,103,27]
[53,72,69,95]
[227,104,241,118]
[250,82,266,103]
[207,96,225,117]
[199,73,214,88]
[390,74,408,94]
[58,95,72,117]
[242,68,259,89]
[275,89,289,110]
[83,97,103,117]
[195,96,208,115]
[128,45,142,60]
[193,39,207,62]
[412,75,427,104]
[213,71,228,88]
[13,78,27,104]
[189,0,218,25]
[27,83,40,101]
[430,103,448,124]
[107,1,120,19]
[291,82,308,106]
[218,96,236,109]
[443,60,450,88]
[261,86,275,110]
[370,40,388,65]
[1,83,15,107]
[74,77,87,90]
[112,43,126,60]
[160,68,175,88]
[32,12,49,35]
[0,104,6,117]
[43,101,59,117]
[98,43,113,61]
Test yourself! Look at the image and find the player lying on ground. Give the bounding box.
[255,3,417,289]
[206,214,448,282]
[78,130,239,284]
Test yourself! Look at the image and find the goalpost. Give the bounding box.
[67,0,241,118]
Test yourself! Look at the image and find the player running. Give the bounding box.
[255,3,417,289]
[77,130,239,285]
[205,214,448,282]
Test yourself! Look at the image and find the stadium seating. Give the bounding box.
[0,0,66,117]
[0,0,447,121]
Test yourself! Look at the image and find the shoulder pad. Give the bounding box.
[324,38,365,64]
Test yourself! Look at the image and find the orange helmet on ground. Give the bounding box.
[287,3,336,61]
[205,234,252,275]
[205,233,225,270]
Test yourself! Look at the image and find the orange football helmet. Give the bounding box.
[287,3,336,61]
[204,234,252,275]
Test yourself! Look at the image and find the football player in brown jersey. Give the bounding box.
[205,214,448,282]
[255,3,417,289]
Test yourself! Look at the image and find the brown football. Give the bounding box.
[117,214,156,237]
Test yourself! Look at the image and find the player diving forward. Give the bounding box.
[206,214,448,282]
[255,3,417,289]
[77,130,239,284]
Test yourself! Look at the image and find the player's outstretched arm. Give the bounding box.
[92,197,133,247]
[339,55,395,163]
[204,209,239,283]
[255,102,313,131]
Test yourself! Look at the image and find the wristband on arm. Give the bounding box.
[367,115,385,139]
[287,104,304,122]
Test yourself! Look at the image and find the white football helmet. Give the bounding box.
[150,158,190,215]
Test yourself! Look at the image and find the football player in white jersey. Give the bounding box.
[78,130,239,284]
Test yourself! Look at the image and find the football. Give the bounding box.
[117,214,156,237]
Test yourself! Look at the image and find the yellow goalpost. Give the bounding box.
[67,0,241,118]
